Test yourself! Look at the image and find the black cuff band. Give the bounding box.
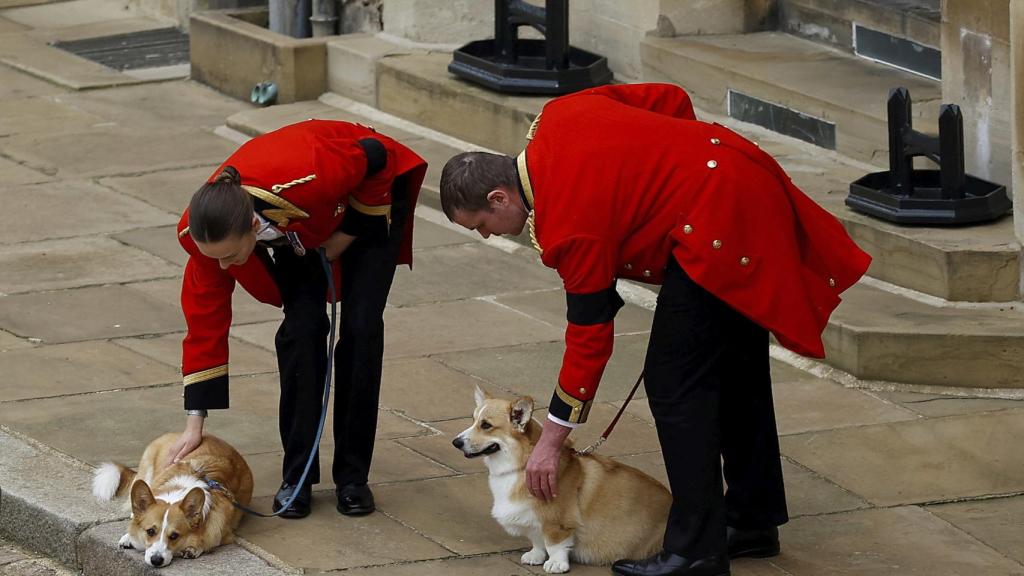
[358,138,387,177]
[566,282,624,326]
[184,375,229,410]
[548,387,593,424]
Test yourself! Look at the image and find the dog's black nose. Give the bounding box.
[150,554,164,566]
[452,437,463,449]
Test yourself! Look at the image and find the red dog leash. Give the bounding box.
[574,370,645,455]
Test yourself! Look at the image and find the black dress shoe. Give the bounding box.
[272,482,312,519]
[727,526,780,559]
[611,551,729,576]
[336,483,375,516]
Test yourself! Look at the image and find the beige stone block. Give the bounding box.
[189,10,331,105]
[0,0,135,28]
[397,419,488,475]
[780,409,1024,506]
[494,288,654,335]
[0,156,53,186]
[660,0,750,35]
[0,62,66,100]
[0,237,180,295]
[0,340,180,402]
[100,166,218,216]
[377,53,545,156]
[875,391,1024,418]
[435,334,651,406]
[773,506,1024,575]
[112,226,188,267]
[571,11,647,80]
[54,80,251,133]
[380,357,504,422]
[0,329,33,351]
[237,491,450,571]
[326,33,405,105]
[382,299,564,359]
[0,285,184,344]
[114,332,278,375]
[382,0,491,44]
[0,180,176,245]
[1,126,237,179]
[225,100,418,139]
[0,33,137,91]
[344,556,534,576]
[396,136,465,196]
[389,243,561,307]
[928,495,1024,565]
[0,97,105,138]
[373,474,524,555]
[773,378,918,436]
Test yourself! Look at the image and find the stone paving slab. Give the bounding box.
[772,378,919,436]
[0,284,183,343]
[1,126,237,179]
[0,236,180,294]
[409,218,474,251]
[780,409,1024,506]
[0,95,106,137]
[0,15,25,31]
[373,473,524,555]
[397,418,487,476]
[99,165,220,215]
[237,491,452,572]
[435,334,651,406]
[0,429,123,566]
[0,339,179,402]
[337,555,534,576]
[113,333,277,375]
[0,32,140,90]
[0,155,53,186]
[495,288,656,335]
[112,225,188,267]
[380,357,505,422]
[388,243,562,307]
[81,522,287,576]
[928,495,1024,566]
[0,179,176,245]
[773,506,1024,575]
[0,328,34,349]
[0,0,134,28]
[876,391,1024,418]
[0,64,65,99]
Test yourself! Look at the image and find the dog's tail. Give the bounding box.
[92,463,136,501]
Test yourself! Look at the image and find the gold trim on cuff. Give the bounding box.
[348,197,392,225]
[183,364,228,386]
[554,386,592,424]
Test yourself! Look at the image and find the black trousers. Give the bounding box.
[644,259,789,558]
[269,191,407,488]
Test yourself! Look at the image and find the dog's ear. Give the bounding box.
[510,396,535,432]
[180,487,206,528]
[474,385,491,409]
[130,480,155,517]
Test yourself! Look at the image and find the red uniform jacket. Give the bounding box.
[177,120,427,410]
[518,84,871,424]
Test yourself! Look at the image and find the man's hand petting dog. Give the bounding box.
[167,415,205,466]
[526,419,571,501]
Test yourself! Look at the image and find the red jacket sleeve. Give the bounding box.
[180,252,235,410]
[581,83,697,121]
[543,235,623,424]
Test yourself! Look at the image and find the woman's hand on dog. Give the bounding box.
[167,415,205,466]
[527,419,572,502]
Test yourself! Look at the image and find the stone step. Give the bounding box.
[824,282,1024,389]
[640,31,941,165]
[779,0,940,73]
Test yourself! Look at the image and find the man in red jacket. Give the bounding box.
[440,84,870,576]
[173,120,426,519]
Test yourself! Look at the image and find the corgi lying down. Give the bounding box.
[453,387,671,573]
[92,432,254,568]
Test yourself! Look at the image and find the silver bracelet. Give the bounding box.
[186,409,208,418]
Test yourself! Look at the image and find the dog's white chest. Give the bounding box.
[488,473,537,535]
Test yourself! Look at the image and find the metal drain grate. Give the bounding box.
[52,27,189,71]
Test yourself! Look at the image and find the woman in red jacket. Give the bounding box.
[171,120,426,519]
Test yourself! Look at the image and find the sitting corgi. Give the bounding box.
[91,432,254,568]
[452,387,671,573]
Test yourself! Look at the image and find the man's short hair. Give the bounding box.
[439,152,517,219]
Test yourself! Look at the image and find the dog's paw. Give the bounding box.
[521,548,547,565]
[181,547,203,559]
[543,558,570,574]
[117,534,134,549]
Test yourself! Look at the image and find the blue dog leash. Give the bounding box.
[214,247,337,518]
